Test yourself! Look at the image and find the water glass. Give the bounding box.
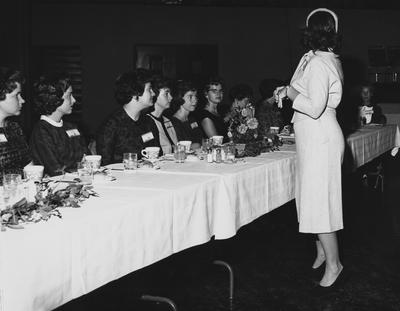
[202,138,211,152]
[3,174,22,208]
[174,144,186,163]
[77,162,93,184]
[123,153,138,170]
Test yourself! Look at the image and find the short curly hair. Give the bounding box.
[302,11,341,52]
[203,76,224,95]
[114,68,152,105]
[34,73,71,115]
[170,80,197,110]
[151,75,172,102]
[229,83,253,102]
[0,67,24,101]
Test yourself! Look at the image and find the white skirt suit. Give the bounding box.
[290,50,345,233]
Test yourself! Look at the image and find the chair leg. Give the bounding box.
[141,295,178,311]
[213,260,234,311]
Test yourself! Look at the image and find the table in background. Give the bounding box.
[346,124,400,168]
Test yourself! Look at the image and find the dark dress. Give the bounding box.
[96,108,160,165]
[30,118,88,176]
[0,121,31,183]
[255,99,284,136]
[196,109,227,139]
[170,116,203,144]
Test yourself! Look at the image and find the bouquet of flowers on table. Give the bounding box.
[0,178,98,230]
[227,104,281,157]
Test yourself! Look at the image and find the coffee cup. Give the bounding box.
[141,147,160,160]
[269,126,280,134]
[178,140,192,153]
[211,135,224,146]
[84,155,102,170]
[23,165,44,182]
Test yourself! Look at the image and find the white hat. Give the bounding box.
[306,8,338,33]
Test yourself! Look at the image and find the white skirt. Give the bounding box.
[294,114,344,233]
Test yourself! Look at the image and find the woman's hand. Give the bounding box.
[273,86,288,108]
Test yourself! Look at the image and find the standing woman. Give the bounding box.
[30,74,87,176]
[0,68,30,181]
[275,8,345,288]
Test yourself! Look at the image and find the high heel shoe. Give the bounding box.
[313,268,349,297]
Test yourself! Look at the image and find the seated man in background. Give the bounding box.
[96,69,160,165]
[30,73,88,176]
[358,82,386,125]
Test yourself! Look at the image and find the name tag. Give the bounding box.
[0,134,8,143]
[66,129,81,137]
[141,132,154,143]
[190,122,198,129]
[165,120,174,130]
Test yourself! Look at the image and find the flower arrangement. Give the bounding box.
[227,105,282,157]
[0,180,98,230]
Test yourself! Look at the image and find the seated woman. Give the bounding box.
[255,78,285,136]
[358,82,386,125]
[197,77,227,140]
[30,74,88,176]
[224,83,254,123]
[170,80,202,150]
[0,68,31,181]
[146,76,178,155]
[96,69,160,165]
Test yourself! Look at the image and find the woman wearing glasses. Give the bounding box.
[197,77,228,140]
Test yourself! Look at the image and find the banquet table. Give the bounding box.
[346,124,400,168]
[1,124,399,311]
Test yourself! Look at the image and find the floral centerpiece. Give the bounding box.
[227,104,281,157]
[0,179,98,230]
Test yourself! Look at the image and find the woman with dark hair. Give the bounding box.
[197,77,227,140]
[96,69,159,165]
[170,80,202,150]
[146,76,178,155]
[0,67,30,181]
[275,8,345,288]
[255,78,285,136]
[224,83,253,122]
[30,74,88,176]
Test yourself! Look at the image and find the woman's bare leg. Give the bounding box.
[318,232,343,287]
[312,239,326,269]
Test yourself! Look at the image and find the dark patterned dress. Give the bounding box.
[196,109,228,140]
[96,108,160,165]
[170,116,203,144]
[30,117,88,176]
[0,121,31,183]
[255,100,284,136]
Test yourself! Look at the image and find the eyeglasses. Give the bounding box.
[209,88,224,94]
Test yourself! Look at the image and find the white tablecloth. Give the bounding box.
[346,124,400,168]
[1,123,398,311]
[0,151,297,311]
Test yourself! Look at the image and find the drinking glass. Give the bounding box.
[174,144,186,163]
[202,138,211,152]
[3,174,22,208]
[77,162,93,184]
[123,153,138,170]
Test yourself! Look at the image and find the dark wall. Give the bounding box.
[31,4,400,134]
